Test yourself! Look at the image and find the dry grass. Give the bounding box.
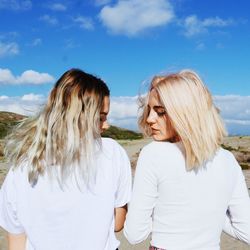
[222,136,250,170]
[0,140,4,157]
[1,136,249,170]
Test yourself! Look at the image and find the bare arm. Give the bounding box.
[8,233,26,250]
[114,204,127,232]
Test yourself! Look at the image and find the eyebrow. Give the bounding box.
[153,105,165,109]
[100,112,108,115]
[147,105,165,109]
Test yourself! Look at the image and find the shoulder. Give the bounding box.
[214,147,242,175]
[140,141,183,159]
[101,137,128,159]
[101,137,125,152]
[100,138,131,179]
[216,147,239,165]
[0,167,22,201]
[101,137,120,147]
[1,165,29,190]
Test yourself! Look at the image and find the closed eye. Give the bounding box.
[100,112,108,122]
[153,106,166,116]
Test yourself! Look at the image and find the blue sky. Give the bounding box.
[0,0,250,135]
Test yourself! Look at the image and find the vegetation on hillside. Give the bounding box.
[0,111,25,139]
[102,125,143,140]
[0,111,142,140]
[0,111,249,170]
[0,111,142,159]
[222,138,250,170]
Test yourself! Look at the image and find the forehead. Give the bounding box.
[148,89,162,106]
[101,96,110,112]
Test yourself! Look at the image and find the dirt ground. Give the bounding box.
[0,138,250,250]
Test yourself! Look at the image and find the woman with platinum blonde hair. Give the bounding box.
[0,69,131,250]
[124,70,250,249]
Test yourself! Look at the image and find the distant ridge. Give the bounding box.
[0,111,25,122]
[0,111,26,139]
[102,125,143,140]
[0,111,142,140]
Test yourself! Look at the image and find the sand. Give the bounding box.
[0,138,250,250]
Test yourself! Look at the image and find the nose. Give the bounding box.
[146,109,156,125]
[101,120,110,131]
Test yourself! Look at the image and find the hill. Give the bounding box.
[0,111,142,140]
[0,111,26,139]
[0,111,249,169]
[102,125,142,140]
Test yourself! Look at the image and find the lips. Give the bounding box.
[151,128,159,133]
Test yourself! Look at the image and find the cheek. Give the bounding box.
[161,118,175,136]
[159,119,168,133]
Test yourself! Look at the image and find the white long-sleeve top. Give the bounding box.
[124,141,250,250]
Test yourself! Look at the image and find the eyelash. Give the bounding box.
[147,108,166,117]
[156,111,166,116]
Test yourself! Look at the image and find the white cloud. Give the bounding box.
[0,41,19,57]
[0,94,249,135]
[203,17,234,27]
[216,43,224,49]
[95,0,112,6]
[0,0,32,10]
[214,95,250,120]
[73,16,94,30]
[40,14,58,25]
[183,15,234,37]
[225,119,250,125]
[99,0,175,36]
[29,38,42,47]
[196,42,205,51]
[0,94,140,130]
[110,96,138,118]
[0,68,55,85]
[21,93,44,101]
[64,39,79,49]
[48,3,67,11]
[0,95,9,100]
[0,95,45,116]
[0,31,19,40]
[109,95,250,134]
[214,95,250,135]
[109,96,140,131]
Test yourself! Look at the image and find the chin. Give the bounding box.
[152,135,167,141]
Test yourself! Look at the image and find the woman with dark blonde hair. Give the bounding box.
[0,69,131,250]
[124,70,250,249]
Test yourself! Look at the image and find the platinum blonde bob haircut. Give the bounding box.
[5,69,110,185]
[139,70,227,170]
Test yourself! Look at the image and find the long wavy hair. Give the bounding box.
[5,69,110,186]
[139,70,227,170]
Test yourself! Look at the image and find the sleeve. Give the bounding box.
[124,146,158,244]
[223,165,250,245]
[114,144,132,208]
[0,169,25,234]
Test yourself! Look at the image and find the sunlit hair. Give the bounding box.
[5,69,110,186]
[139,70,227,170]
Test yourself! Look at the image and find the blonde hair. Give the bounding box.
[5,69,110,186]
[139,70,227,170]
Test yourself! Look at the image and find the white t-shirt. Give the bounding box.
[124,141,250,250]
[0,138,132,250]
